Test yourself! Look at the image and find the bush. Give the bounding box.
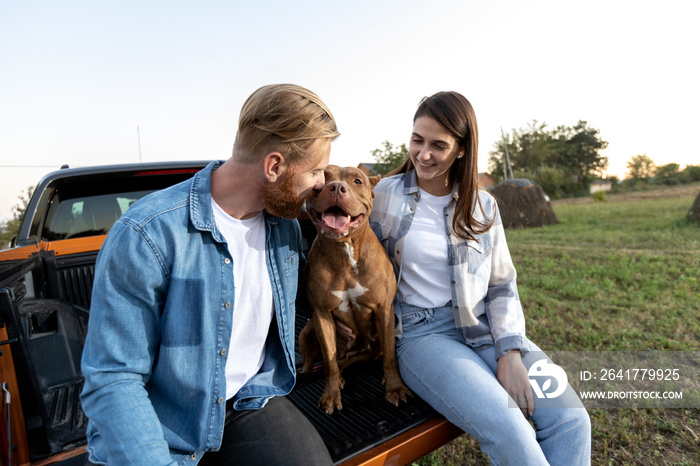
[592,191,607,202]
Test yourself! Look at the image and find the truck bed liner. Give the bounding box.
[289,360,441,464]
[43,380,86,451]
[290,314,442,464]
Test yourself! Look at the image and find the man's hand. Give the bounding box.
[496,350,534,418]
[334,321,356,359]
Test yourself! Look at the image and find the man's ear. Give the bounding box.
[263,152,288,182]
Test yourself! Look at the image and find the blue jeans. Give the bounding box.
[395,302,591,466]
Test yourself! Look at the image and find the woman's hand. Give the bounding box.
[496,350,534,418]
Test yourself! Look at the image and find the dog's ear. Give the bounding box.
[368,175,381,187]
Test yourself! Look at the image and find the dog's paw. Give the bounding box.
[319,387,343,414]
[385,384,413,407]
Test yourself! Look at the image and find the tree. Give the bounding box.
[626,154,655,180]
[488,121,553,176]
[370,141,409,176]
[0,186,34,248]
[654,163,680,180]
[0,219,11,249]
[681,164,700,182]
[512,121,553,173]
[488,120,608,197]
[551,120,609,183]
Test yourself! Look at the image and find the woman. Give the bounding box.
[369,91,590,465]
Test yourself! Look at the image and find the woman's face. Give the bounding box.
[409,116,463,196]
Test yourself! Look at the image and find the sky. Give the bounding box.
[1,0,699,223]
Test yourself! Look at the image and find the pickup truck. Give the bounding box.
[0,161,463,465]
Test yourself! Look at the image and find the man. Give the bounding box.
[80,84,339,465]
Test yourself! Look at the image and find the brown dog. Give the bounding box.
[299,165,412,414]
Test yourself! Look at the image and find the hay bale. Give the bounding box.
[492,178,559,229]
[687,192,700,225]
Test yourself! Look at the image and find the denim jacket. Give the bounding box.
[369,171,526,359]
[80,161,302,465]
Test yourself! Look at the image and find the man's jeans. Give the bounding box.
[85,396,331,466]
[199,396,332,466]
[395,302,591,466]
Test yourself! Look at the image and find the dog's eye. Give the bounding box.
[354,179,362,185]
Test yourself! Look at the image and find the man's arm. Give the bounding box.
[80,221,176,466]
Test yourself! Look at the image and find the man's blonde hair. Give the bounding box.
[233,84,339,166]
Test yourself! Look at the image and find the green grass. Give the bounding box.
[413,193,700,465]
[514,196,699,353]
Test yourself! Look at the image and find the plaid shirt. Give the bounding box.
[369,171,526,359]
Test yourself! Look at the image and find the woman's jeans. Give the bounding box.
[395,302,591,466]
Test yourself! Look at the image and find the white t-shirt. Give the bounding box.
[398,188,452,308]
[211,199,274,400]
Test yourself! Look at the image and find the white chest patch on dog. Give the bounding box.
[343,243,359,274]
[331,282,368,313]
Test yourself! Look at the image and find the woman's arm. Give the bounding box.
[483,199,533,417]
[484,199,527,358]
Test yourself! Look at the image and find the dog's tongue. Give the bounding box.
[322,210,351,230]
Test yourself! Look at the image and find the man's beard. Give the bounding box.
[260,168,308,219]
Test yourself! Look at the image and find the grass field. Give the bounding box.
[414,185,700,465]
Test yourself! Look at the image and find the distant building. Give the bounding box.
[479,172,496,188]
[590,179,612,193]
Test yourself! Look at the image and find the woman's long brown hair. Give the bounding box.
[388,91,493,241]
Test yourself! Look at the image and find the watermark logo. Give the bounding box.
[528,359,568,399]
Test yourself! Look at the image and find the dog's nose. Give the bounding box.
[328,182,348,195]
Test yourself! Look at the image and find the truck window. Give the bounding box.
[44,190,155,240]
[41,171,198,241]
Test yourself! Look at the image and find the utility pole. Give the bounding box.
[500,128,514,180]
[137,126,142,163]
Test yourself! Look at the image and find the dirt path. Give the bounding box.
[551,183,700,205]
